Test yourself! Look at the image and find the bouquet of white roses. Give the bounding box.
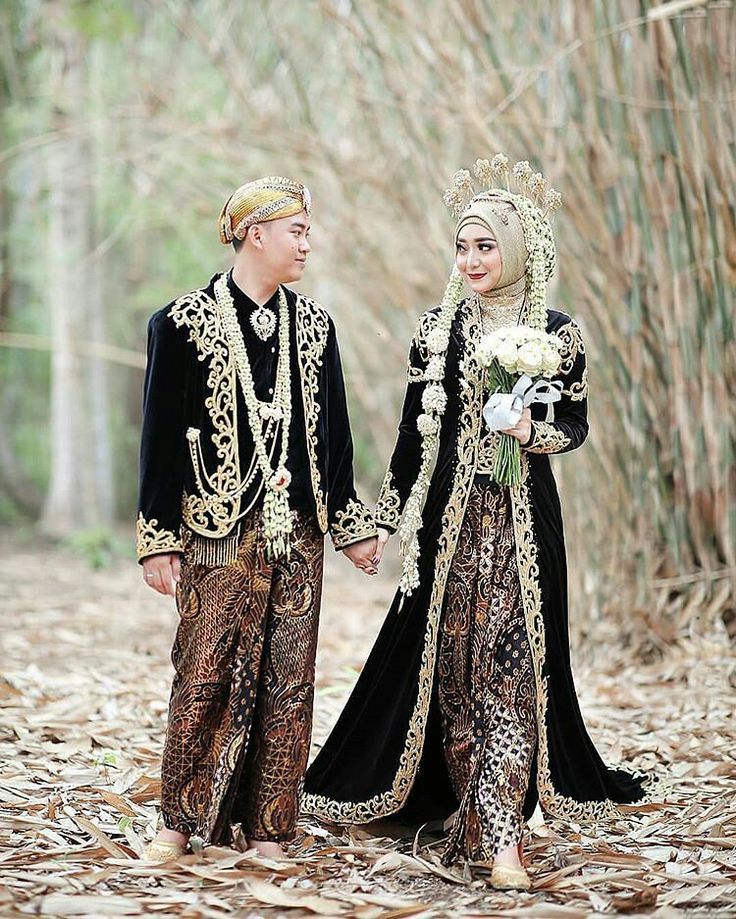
[476,325,563,486]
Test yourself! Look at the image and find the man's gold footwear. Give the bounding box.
[490,863,531,891]
[141,839,188,863]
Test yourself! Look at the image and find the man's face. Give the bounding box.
[257,210,311,284]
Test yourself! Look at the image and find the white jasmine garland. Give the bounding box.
[397,267,465,596]
[426,327,451,354]
[416,412,440,436]
[424,355,445,381]
[215,273,294,559]
[421,383,448,415]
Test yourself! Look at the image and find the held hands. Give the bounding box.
[142,553,181,596]
[501,406,533,445]
[372,527,392,566]
[342,536,379,576]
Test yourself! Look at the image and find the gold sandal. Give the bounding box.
[141,839,188,863]
[490,863,531,891]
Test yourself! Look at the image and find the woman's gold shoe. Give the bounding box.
[490,863,531,891]
[141,839,188,863]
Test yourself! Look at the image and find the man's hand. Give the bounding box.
[372,527,392,566]
[502,406,533,445]
[342,537,378,576]
[142,553,181,596]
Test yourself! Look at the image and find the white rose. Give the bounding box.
[541,344,561,375]
[476,339,495,368]
[495,340,519,373]
[516,341,544,375]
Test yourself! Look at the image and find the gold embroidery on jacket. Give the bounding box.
[331,498,377,550]
[169,289,243,537]
[375,469,401,531]
[136,513,182,560]
[558,318,588,401]
[526,422,571,454]
[510,471,618,820]
[302,298,484,823]
[168,284,331,538]
[295,294,330,533]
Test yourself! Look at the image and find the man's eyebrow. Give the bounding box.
[291,220,310,230]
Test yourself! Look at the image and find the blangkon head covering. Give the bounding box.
[218,176,311,244]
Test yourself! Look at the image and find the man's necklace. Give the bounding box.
[215,272,294,558]
[250,300,277,341]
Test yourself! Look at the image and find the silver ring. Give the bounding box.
[145,573,154,580]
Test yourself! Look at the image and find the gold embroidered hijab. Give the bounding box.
[455,196,528,296]
[444,156,561,329]
[218,176,312,244]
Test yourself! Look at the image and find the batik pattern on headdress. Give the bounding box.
[218,176,312,244]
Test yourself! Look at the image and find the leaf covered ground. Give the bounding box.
[1,534,734,918]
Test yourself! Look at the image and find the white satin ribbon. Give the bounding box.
[483,374,563,431]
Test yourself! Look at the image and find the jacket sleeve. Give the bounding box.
[136,309,189,561]
[374,313,432,533]
[524,317,589,455]
[324,321,377,551]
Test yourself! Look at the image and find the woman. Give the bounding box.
[302,156,654,890]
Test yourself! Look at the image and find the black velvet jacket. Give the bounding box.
[303,300,652,828]
[136,272,376,562]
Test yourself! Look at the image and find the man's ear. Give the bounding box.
[247,224,265,250]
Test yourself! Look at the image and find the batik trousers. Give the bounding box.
[160,508,324,845]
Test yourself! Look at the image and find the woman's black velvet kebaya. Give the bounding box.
[303,300,649,829]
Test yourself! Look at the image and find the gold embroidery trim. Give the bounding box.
[331,498,377,550]
[558,318,588,401]
[413,309,440,363]
[303,299,655,824]
[565,364,588,402]
[136,513,182,560]
[526,421,571,454]
[301,298,483,823]
[375,468,401,532]
[295,294,330,533]
[169,287,243,537]
[557,317,585,375]
[511,471,620,820]
[407,363,425,383]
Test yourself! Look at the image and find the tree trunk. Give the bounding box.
[40,6,113,537]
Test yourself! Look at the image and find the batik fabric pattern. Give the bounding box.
[161,508,323,845]
[438,481,536,864]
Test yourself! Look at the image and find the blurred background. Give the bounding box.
[1,0,733,655]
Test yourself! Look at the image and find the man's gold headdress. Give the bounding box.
[218,176,312,244]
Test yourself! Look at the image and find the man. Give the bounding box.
[137,176,378,862]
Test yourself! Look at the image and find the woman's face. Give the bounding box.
[455,223,503,293]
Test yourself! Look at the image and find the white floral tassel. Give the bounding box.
[397,267,464,597]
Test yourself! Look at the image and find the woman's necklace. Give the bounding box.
[215,272,294,559]
[476,291,524,334]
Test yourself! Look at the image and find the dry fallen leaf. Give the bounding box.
[1,538,734,917]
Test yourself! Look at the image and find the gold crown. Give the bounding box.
[443,154,562,220]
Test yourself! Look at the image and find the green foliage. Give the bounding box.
[63,527,131,569]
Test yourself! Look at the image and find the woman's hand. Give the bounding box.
[501,406,533,445]
[342,537,379,575]
[372,527,392,566]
